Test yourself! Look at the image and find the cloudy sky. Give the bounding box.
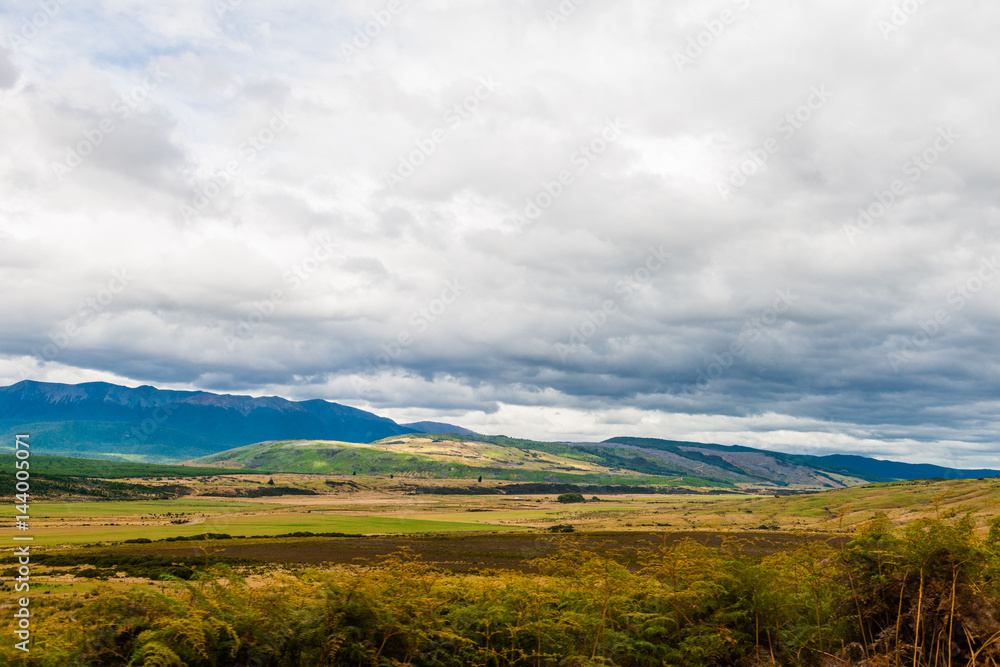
[1,0,998,467]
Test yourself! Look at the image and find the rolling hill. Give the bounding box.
[185,435,718,486]
[189,434,1000,491]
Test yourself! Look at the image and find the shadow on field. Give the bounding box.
[102,530,847,572]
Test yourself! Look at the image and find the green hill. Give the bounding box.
[190,433,959,491]
[0,453,239,478]
[186,436,722,486]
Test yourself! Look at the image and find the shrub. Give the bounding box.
[547,524,575,533]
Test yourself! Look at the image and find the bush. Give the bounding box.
[557,492,585,503]
[547,524,575,533]
[837,513,1000,666]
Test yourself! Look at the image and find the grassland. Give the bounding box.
[13,472,1000,590]
[9,474,1000,665]
[17,474,1000,552]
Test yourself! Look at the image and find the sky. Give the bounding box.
[1,0,998,467]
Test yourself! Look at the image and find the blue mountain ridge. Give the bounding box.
[0,380,418,461]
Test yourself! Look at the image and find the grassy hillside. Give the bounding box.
[375,434,761,484]
[0,419,221,462]
[751,476,1000,528]
[416,434,868,488]
[188,434,921,490]
[0,453,244,478]
[187,437,727,486]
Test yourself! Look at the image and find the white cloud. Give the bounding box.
[1,0,999,465]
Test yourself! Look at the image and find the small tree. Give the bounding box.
[557,492,585,504]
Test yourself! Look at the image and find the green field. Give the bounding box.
[22,497,528,546]
[0,452,242,478]
[30,498,272,518]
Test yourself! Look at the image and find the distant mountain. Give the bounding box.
[601,437,1000,484]
[402,421,479,436]
[815,454,1000,482]
[0,380,416,462]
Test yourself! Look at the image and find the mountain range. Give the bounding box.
[2,380,997,487]
[0,380,451,461]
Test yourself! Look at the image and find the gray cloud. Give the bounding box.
[0,45,17,89]
[1,0,998,467]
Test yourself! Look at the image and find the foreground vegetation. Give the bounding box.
[7,514,1000,666]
